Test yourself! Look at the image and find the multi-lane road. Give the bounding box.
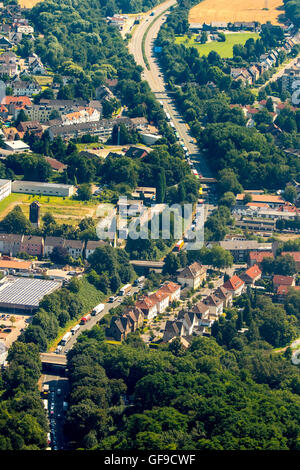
[128,0,213,178]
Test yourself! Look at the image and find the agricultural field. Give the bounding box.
[33,75,53,87]
[18,0,42,7]
[189,0,284,26]
[0,193,104,226]
[175,32,260,58]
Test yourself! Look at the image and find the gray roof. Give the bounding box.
[0,277,61,308]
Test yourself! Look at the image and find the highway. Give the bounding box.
[56,284,142,354]
[128,0,213,178]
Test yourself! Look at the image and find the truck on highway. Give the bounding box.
[119,284,132,296]
[43,399,48,411]
[71,324,80,335]
[80,314,91,324]
[91,303,105,316]
[61,331,72,346]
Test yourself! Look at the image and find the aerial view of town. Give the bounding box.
[0,0,299,456]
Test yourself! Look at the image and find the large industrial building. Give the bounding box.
[0,277,62,312]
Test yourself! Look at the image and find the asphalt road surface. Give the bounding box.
[60,285,142,354]
[42,373,69,450]
[128,0,213,178]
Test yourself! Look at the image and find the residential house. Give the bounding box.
[202,294,223,318]
[85,240,107,259]
[125,146,150,159]
[223,275,245,296]
[20,235,44,257]
[281,252,300,271]
[64,239,84,259]
[177,261,207,290]
[273,274,295,291]
[136,296,158,320]
[2,95,32,119]
[276,285,300,302]
[177,310,198,335]
[214,286,233,308]
[0,233,23,256]
[44,157,67,173]
[149,289,170,314]
[0,51,17,77]
[163,320,186,343]
[159,281,181,302]
[17,120,43,137]
[240,264,262,286]
[12,80,42,97]
[248,251,274,267]
[0,36,13,49]
[109,315,132,341]
[44,236,65,258]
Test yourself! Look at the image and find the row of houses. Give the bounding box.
[230,37,297,86]
[108,281,181,340]
[162,263,263,344]
[0,234,107,259]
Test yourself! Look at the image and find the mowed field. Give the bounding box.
[175,32,260,57]
[0,194,102,226]
[189,0,284,25]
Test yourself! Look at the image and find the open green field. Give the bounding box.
[0,193,102,225]
[175,32,260,58]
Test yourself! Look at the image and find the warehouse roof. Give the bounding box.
[0,277,61,308]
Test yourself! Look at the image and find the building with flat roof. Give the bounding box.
[3,140,30,153]
[0,277,61,312]
[11,180,75,197]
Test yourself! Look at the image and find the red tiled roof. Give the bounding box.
[249,251,274,263]
[281,252,300,262]
[277,285,300,295]
[223,275,245,291]
[159,282,180,295]
[273,275,294,286]
[3,96,32,107]
[244,264,262,280]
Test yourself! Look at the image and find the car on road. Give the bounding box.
[57,389,62,395]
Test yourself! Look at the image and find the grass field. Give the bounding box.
[189,0,284,25]
[0,193,102,225]
[175,32,260,58]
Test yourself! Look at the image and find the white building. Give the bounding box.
[12,180,75,197]
[0,179,11,201]
[3,140,30,153]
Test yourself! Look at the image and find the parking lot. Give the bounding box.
[0,312,30,348]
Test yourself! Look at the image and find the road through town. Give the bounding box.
[128,1,213,178]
